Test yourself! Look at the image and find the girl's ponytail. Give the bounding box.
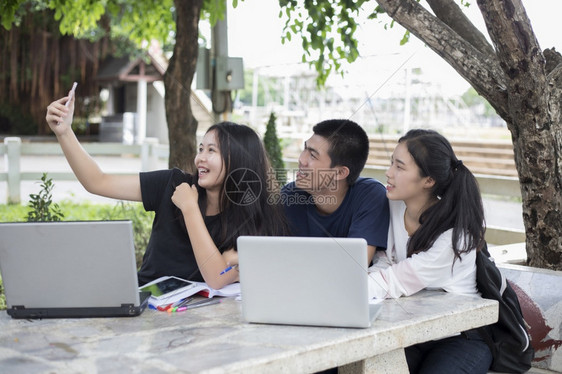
[443,159,485,257]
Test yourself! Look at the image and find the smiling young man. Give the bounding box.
[280,119,389,264]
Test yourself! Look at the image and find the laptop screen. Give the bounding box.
[237,236,377,328]
[0,221,145,317]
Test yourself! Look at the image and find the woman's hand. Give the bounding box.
[171,183,199,213]
[45,93,75,136]
[222,249,239,269]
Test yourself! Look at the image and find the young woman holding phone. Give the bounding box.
[46,88,288,289]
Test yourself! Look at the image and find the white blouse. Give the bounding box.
[368,200,478,299]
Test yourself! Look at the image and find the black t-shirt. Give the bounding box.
[137,168,225,286]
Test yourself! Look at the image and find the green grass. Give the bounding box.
[0,200,154,311]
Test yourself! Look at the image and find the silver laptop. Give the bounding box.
[237,236,382,328]
[0,220,149,319]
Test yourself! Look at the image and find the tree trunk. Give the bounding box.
[163,0,202,173]
[376,0,562,270]
[476,0,562,270]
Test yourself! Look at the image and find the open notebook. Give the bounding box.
[0,221,149,318]
[237,236,382,328]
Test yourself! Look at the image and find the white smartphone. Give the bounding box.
[65,82,78,107]
[57,82,77,125]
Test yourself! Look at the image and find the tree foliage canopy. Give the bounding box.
[2,0,232,44]
[280,0,369,86]
[4,0,171,45]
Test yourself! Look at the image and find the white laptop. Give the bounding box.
[0,220,149,319]
[237,236,382,328]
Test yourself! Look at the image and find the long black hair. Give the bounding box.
[198,122,289,251]
[400,129,486,260]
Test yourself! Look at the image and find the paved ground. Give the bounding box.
[1,154,524,231]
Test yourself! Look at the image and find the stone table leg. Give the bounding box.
[338,348,409,374]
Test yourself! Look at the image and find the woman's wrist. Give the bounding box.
[56,126,75,140]
[181,203,201,218]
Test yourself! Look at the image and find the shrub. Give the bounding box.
[263,112,286,185]
[0,280,5,311]
[26,173,65,222]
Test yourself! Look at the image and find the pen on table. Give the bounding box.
[219,264,239,275]
[173,297,194,308]
[175,298,222,312]
[171,298,216,312]
[167,297,195,313]
[168,297,193,313]
[157,303,173,312]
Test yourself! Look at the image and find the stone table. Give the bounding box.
[0,290,498,373]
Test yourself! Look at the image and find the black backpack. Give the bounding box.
[475,243,534,373]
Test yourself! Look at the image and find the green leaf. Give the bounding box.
[400,30,410,45]
[0,0,24,30]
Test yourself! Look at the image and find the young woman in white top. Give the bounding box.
[368,129,492,373]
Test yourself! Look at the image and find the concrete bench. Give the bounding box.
[488,242,528,264]
[498,262,562,372]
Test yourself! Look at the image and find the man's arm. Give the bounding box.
[367,245,376,265]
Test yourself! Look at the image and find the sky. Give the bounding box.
[220,0,562,97]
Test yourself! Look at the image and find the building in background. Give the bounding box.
[96,54,213,145]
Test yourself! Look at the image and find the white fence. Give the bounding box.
[2,136,524,245]
[0,137,168,204]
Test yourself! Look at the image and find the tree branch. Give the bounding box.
[426,0,495,57]
[376,0,509,119]
[476,0,547,139]
[476,0,545,84]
